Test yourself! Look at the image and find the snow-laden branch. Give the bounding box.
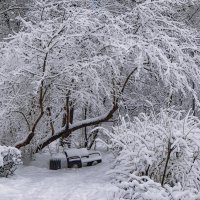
[35,104,118,152]
[1,0,200,152]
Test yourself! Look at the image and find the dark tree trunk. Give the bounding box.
[84,107,88,148]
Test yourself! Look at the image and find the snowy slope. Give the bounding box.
[0,152,118,200]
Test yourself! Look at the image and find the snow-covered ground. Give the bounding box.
[0,152,118,200]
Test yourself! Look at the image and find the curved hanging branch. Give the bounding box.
[12,111,30,131]
[121,67,138,94]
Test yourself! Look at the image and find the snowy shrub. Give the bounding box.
[0,146,22,177]
[104,110,200,199]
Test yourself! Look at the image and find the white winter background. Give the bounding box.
[1,0,200,200]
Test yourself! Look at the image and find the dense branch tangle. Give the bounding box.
[11,5,137,151]
[0,0,198,153]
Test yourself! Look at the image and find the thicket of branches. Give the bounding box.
[0,0,200,155]
[104,110,200,199]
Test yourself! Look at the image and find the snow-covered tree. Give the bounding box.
[0,0,29,40]
[0,0,200,152]
[105,109,200,199]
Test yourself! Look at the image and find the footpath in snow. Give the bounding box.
[0,152,118,200]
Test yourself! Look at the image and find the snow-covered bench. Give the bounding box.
[64,148,102,168]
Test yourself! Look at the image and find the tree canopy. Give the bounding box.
[0,0,200,151]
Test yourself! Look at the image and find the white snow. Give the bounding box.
[0,152,118,200]
[65,148,89,157]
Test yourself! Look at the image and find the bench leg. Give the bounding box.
[87,162,93,166]
[68,161,82,168]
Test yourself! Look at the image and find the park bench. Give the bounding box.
[64,148,102,168]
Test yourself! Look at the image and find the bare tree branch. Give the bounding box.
[12,111,30,131]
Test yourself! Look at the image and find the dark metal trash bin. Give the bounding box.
[49,159,61,170]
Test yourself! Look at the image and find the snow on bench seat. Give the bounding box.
[65,148,89,158]
[64,148,102,168]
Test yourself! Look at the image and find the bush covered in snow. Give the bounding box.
[104,110,200,199]
[0,146,22,177]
